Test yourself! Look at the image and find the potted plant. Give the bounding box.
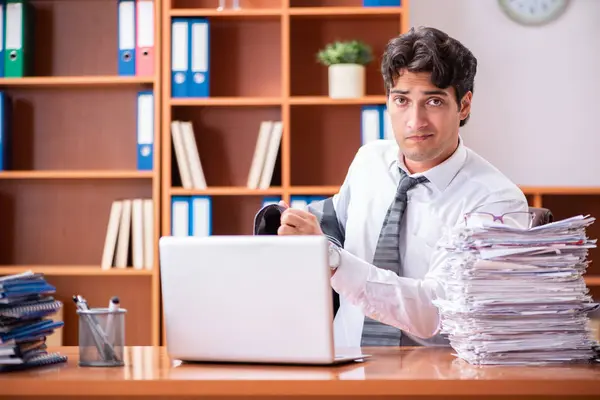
[316,40,373,99]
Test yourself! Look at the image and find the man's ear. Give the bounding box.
[459,91,473,121]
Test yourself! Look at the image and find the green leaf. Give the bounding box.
[316,40,373,66]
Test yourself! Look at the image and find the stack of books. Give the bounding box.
[0,271,67,372]
[433,214,600,365]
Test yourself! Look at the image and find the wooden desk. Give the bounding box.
[2,346,600,399]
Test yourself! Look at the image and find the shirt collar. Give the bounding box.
[387,136,468,192]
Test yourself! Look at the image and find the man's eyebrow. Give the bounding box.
[389,89,449,96]
[423,90,448,96]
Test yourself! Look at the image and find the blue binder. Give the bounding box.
[136,90,154,171]
[171,196,191,236]
[171,18,189,97]
[363,0,401,6]
[188,18,210,98]
[117,0,136,76]
[190,195,212,236]
[261,196,281,208]
[360,105,384,144]
[0,91,11,171]
[0,0,6,78]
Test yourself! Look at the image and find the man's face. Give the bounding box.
[387,70,472,172]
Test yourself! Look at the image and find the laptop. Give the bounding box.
[158,234,370,365]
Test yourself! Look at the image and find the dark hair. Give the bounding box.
[381,26,477,126]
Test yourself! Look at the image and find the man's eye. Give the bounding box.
[428,98,442,106]
[394,97,407,105]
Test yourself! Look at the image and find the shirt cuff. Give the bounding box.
[330,249,370,296]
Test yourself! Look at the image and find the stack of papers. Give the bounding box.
[0,271,67,371]
[433,215,600,365]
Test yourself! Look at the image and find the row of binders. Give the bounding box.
[0,271,67,372]
[0,0,156,78]
[170,195,326,237]
[361,104,393,145]
[118,0,156,77]
[101,198,154,271]
[0,90,154,172]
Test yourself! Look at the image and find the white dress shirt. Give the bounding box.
[329,137,528,347]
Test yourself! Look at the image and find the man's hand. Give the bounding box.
[277,201,324,236]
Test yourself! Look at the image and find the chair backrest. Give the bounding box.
[529,206,553,227]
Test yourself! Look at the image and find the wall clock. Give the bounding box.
[498,0,570,26]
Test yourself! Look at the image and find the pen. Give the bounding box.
[106,296,120,344]
[73,295,118,362]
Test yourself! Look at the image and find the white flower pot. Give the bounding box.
[328,64,365,99]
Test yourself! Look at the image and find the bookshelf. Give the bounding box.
[0,0,162,346]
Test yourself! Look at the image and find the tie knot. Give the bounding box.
[397,169,428,194]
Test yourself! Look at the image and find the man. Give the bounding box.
[266,26,528,347]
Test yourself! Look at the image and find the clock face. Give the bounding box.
[498,0,570,26]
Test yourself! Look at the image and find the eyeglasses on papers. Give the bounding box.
[463,211,536,229]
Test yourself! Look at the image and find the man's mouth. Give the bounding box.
[406,134,433,142]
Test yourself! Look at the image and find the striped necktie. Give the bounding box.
[360,169,428,346]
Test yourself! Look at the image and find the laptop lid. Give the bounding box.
[158,235,337,364]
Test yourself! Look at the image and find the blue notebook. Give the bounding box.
[0,271,66,372]
[0,352,67,372]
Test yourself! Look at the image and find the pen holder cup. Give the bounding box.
[77,307,127,367]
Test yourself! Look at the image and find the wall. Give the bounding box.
[410,0,600,187]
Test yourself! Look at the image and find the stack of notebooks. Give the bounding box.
[0,271,67,372]
[433,214,600,365]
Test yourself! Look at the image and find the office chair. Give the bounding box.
[529,206,554,227]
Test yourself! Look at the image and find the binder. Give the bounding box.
[117,0,136,76]
[360,105,382,144]
[380,104,393,140]
[363,0,401,6]
[0,0,6,78]
[171,18,189,97]
[190,195,211,236]
[135,0,154,76]
[4,0,31,78]
[261,196,281,208]
[171,196,190,236]
[0,91,11,171]
[136,90,154,171]
[290,196,308,210]
[189,18,209,98]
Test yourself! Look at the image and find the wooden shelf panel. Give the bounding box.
[289,186,340,196]
[210,195,272,235]
[290,0,385,6]
[289,7,402,16]
[170,97,282,106]
[290,13,400,97]
[172,0,282,9]
[43,276,153,345]
[2,87,150,170]
[171,187,283,196]
[541,194,600,275]
[0,171,154,179]
[586,276,600,286]
[26,0,155,77]
[0,265,153,276]
[290,105,361,186]
[0,180,152,266]
[0,76,154,87]
[171,106,281,187]
[289,95,386,105]
[169,18,281,98]
[520,187,600,195]
[170,8,282,17]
